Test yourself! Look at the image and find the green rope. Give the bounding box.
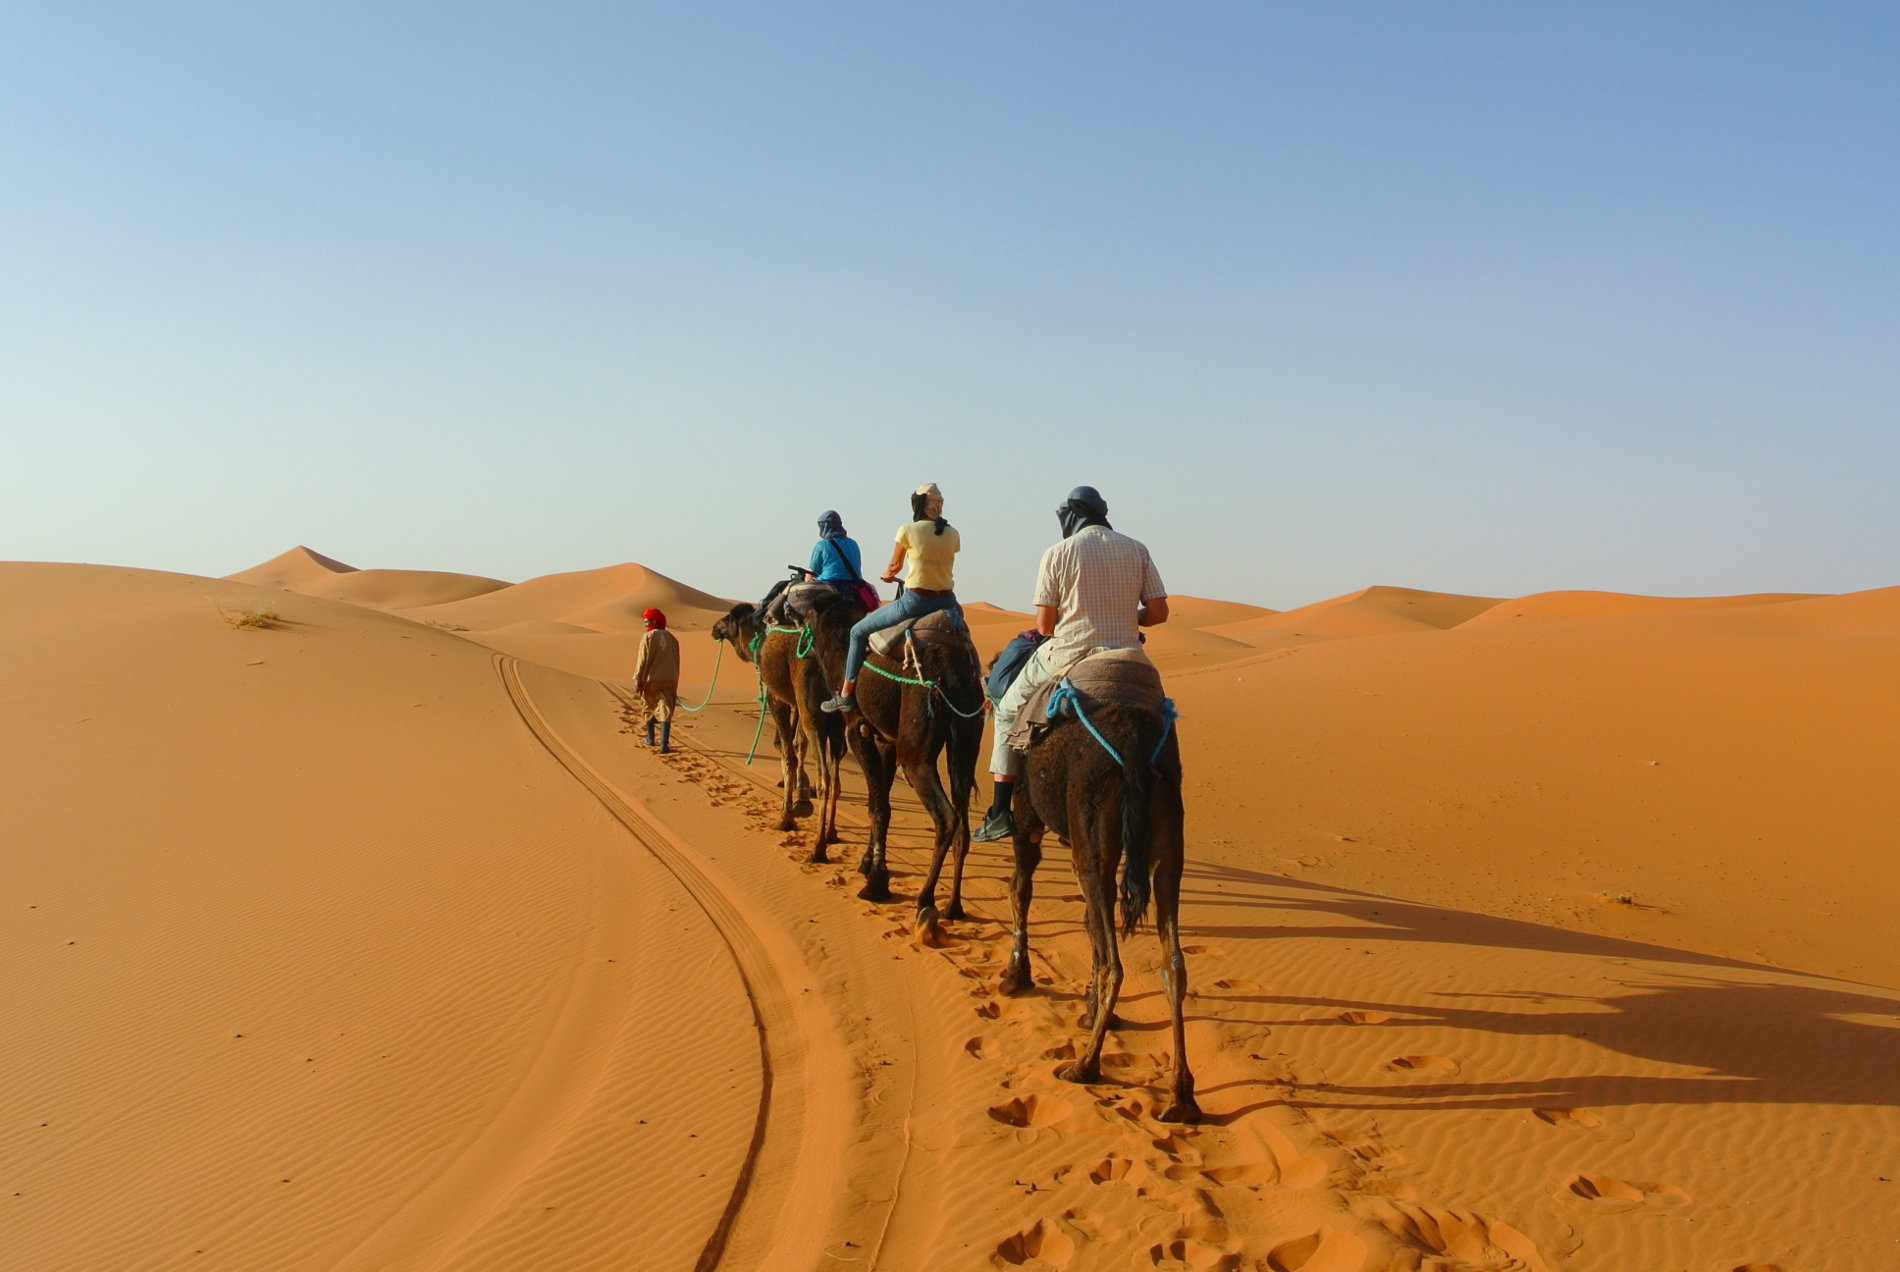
[859,655,989,718]
[767,623,815,659]
[744,678,769,764]
[673,636,726,713]
[860,659,931,688]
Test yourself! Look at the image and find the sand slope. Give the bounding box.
[1167,583,1900,987]
[1459,588,1819,626]
[0,565,764,1271]
[1205,585,1504,649]
[224,544,360,589]
[6,559,1897,1272]
[403,561,733,634]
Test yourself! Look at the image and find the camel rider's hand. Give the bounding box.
[880,572,898,584]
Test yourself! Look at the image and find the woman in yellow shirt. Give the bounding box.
[821,482,964,713]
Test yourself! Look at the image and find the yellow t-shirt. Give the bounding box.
[896,520,959,591]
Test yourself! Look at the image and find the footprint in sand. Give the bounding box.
[1384,1055,1460,1075]
[1726,1265,1792,1272]
[1056,1205,1122,1243]
[1150,1130,1201,1160]
[1265,1228,1370,1272]
[1083,1156,1151,1186]
[1370,1203,1547,1269]
[1180,944,1223,958]
[1146,1236,1238,1270]
[1164,1160,1271,1185]
[989,1093,1073,1129]
[1042,1041,1078,1061]
[965,1036,995,1059]
[992,1218,1076,1269]
[1568,1173,1690,1209]
[1533,1106,1605,1129]
[1103,1050,1163,1070]
[1338,1010,1391,1026]
[1211,977,1264,992]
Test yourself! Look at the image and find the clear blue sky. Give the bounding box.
[4,2,1896,609]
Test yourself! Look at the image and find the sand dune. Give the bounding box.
[224,544,359,589]
[958,600,1034,626]
[6,557,1897,1272]
[1205,584,1503,648]
[402,560,735,633]
[1460,588,1819,626]
[228,547,513,610]
[1163,594,1281,628]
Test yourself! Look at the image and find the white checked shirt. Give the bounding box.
[1033,525,1167,660]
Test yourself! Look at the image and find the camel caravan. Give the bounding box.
[709,484,1199,1123]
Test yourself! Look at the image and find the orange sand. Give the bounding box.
[4,554,1896,1272]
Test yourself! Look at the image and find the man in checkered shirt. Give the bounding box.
[974,485,1170,842]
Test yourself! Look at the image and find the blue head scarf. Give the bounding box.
[817,510,846,539]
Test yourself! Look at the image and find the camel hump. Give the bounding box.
[867,607,971,658]
[1065,646,1165,711]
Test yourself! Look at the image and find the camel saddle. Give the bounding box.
[867,607,971,660]
[764,581,834,625]
[1006,646,1165,755]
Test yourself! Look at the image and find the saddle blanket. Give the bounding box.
[764,581,835,625]
[1006,646,1165,754]
[867,607,971,659]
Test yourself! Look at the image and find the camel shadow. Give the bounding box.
[1177,860,1900,1113]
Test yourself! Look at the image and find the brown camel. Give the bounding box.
[997,683,1199,1123]
[711,597,862,858]
[805,589,983,927]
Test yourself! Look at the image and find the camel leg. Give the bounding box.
[906,748,958,942]
[769,701,802,832]
[791,725,815,819]
[1001,823,1043,995]
[1060,866,1121,1085]
[855,732,894,902]
[1152,793,1200,1123]
[943,719,979,921]
[815,726,842,854]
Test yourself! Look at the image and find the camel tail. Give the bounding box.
[1117,731,1154,937]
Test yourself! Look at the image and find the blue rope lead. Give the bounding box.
[1151,697,1178,763]
[1047,680,1123,766]
[1046,681,1179,767]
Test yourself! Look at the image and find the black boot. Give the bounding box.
[659,721,672,754]
[644,720,655,747]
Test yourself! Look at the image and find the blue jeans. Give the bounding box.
[845,590,962,684]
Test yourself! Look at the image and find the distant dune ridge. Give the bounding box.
[228,548,735,633]
[1459,588,1821,626]
[7,551,1899,1272]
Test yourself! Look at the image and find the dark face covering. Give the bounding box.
[1056,490,1111,539]
[817,511,845,539]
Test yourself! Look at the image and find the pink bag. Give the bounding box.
[853,580,882,612]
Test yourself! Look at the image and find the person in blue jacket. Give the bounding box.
[759,510,866,614]
[806,509,865,601]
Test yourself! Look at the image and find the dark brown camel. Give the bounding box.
[997,686,1199,1123]
[711,597,862,858]
[805,589,983,927]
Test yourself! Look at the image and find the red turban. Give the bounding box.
[642,607,666,629]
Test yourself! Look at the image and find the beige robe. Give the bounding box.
[633,627,680,721]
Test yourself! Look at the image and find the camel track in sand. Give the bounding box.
[498,656,869,1272]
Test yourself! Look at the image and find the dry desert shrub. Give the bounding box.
[210,597,280,630]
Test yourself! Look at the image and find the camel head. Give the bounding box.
[712,602,760,661]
